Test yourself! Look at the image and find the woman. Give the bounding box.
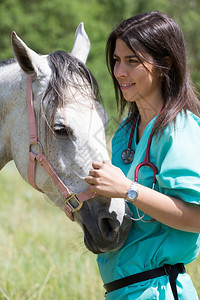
[85,11,200,299]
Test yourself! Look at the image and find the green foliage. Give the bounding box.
[1,0,200,124]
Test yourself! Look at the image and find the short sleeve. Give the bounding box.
[155,112,200,204]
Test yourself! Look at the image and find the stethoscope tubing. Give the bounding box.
[122,104,165,222]
[134,123,157,186]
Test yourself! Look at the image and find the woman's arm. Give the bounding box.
[85,161,200,233]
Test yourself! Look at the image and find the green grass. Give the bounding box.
[0,162,199,299]
[0,162,104,300]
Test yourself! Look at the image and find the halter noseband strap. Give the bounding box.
[26,76,96,221]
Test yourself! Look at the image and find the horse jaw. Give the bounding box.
[71,22,90,64]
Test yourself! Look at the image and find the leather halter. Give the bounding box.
[26,76,96,221]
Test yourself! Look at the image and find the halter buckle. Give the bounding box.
[65,193,83,213]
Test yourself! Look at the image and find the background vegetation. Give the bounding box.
[1,0,200,119]
[0,0,200,299]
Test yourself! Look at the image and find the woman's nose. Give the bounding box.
[114,62,128,78]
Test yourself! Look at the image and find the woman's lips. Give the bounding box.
[120,83,135,90]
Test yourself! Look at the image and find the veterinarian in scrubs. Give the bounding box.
[85,11,200,299]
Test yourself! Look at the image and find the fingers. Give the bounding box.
[89,169,97,177]
[92,161,103,169]
[85,174,106,196]
[87,160,113,181]
[89,161,105,178]
[85,161,118,198]
[87,184,97,192]
[102,160,112,166]
[92,160,113,171]
[85,160,111,186]
[85,175,95,185]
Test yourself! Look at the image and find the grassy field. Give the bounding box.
[0,162,199,299]
[0,162,104,300]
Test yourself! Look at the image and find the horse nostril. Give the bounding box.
[99,218,120,241]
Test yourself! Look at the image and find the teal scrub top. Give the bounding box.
[97,110,200,299]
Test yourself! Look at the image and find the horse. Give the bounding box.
[0,23,132,254]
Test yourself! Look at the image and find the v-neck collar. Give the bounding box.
[133,114,158,148]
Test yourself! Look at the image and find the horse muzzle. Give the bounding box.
[74,197,132,254]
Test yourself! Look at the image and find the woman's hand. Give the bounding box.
[85,160,132,198]
[85,163,200,233]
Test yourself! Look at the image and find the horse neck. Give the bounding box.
[0,62,26,169]
[0,61,25,114]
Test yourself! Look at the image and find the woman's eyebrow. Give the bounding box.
[113,53,137,59]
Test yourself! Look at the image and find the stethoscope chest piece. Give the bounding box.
[121,148,135,164]
[121,115,138,164]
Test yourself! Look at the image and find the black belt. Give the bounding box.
[104,263,185,300]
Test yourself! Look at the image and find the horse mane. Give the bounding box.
[0,58,16,67]
[50,51,101,98]
[40,51,102,142]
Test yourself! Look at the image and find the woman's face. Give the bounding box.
[113,39,162,106]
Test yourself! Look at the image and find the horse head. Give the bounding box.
[1,24,132,254]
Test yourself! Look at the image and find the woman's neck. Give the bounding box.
[136,96,164,141]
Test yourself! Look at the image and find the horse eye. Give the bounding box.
[54,124,73,137]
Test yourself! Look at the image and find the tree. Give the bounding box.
[1,0,200,124]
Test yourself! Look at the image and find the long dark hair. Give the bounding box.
[106,11,200,132]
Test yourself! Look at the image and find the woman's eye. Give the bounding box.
[129,59,139,63]
[113,57,120,63]
[54,125,73,137]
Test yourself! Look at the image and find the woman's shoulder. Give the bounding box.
[155,110,200,204]
[175,110,200,128]
[159,110,200,140]
[154,110,200,157]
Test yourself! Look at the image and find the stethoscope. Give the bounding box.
[122,108,164,222]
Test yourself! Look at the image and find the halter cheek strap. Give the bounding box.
[26,76,96,221]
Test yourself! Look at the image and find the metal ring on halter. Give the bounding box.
[65,193,83,213]
[29,141,43,154]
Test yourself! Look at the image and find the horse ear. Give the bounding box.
[11,32,48,78]
[71,22,90,64]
